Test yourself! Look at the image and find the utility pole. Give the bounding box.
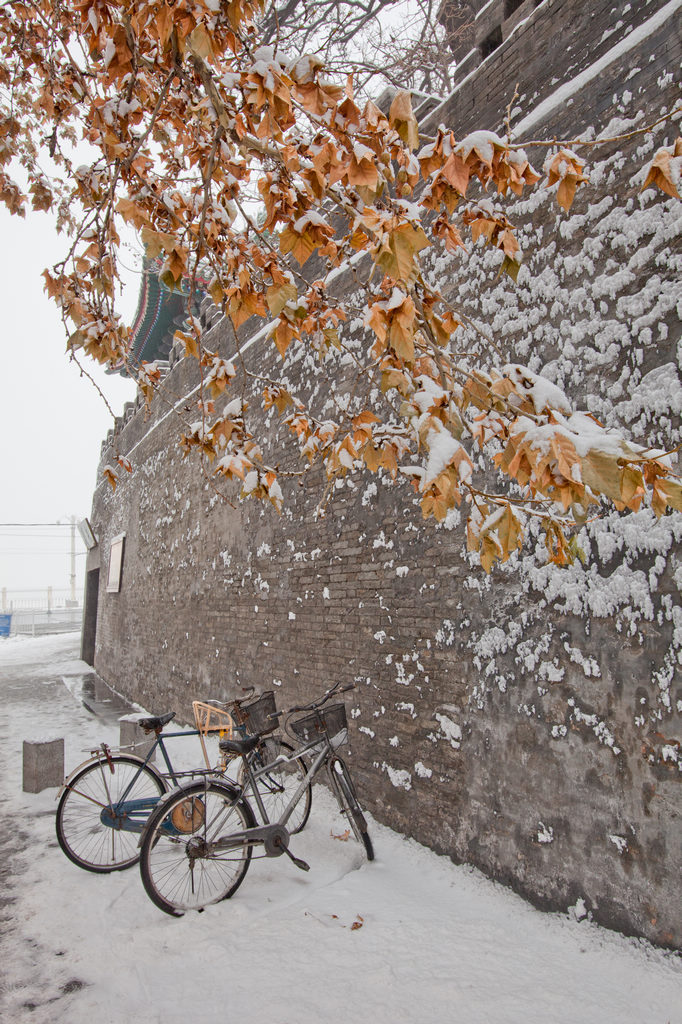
[70,515,77,605]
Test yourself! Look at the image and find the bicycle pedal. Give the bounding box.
[289,851,310,872]
[276,839,310,872]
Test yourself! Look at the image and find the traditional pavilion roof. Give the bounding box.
[119,257,207,374]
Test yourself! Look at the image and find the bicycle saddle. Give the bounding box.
[219,734,261,756]
[136,711,176,733]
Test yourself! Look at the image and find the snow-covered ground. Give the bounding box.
[1,634,680,1024]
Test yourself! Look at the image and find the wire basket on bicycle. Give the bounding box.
[288,703,348,751]
[194,691,277,771]
[234,691,278,735]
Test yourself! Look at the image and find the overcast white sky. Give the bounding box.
[0,206,139,598]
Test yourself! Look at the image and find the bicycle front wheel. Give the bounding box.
[139,779,256,916]
[329,757,374,861]
[56,755,167,872]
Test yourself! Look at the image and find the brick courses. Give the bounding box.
[87,0,681,947]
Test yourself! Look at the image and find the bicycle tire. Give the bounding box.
[139,779,257,916]
[239,739,312,834]
[56,755,167,872]
[329,757,374,861]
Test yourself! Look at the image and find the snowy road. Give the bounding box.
[0,635,680,1024]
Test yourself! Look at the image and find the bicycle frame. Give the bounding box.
[58,728,210,835]
[208,732,338,855]
[59,711,286,840]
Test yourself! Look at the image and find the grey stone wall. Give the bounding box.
[88,1,681,947]
[429,0,679,137]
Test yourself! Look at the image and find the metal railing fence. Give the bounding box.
[1,588,84,637]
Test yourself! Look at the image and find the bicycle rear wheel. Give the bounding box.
[56,755,166,872]
[329,757,374,861]
[139,779,256,916]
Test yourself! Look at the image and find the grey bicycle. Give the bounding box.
[138,681,373,915]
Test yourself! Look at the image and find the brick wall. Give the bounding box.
[88,1,681,947]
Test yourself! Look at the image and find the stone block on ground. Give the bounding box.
[23,737,64,793]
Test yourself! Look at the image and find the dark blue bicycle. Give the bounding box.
[55,691,310,872]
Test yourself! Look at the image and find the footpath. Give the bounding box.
[0,633,680,1024]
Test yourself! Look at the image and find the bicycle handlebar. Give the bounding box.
[212,681,356,732]
[284,680,355,716]
[203,686,256,711]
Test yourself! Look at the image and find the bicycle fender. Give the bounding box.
[56,752,165,800]
[162,776,244,800]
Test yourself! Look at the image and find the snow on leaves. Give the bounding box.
[641,138,682,199]
[544,149,589,212]
[1,3,680,567]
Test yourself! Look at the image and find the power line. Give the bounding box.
[0,549,87,555]
[0,533,76,538]
[0,522,80,527]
